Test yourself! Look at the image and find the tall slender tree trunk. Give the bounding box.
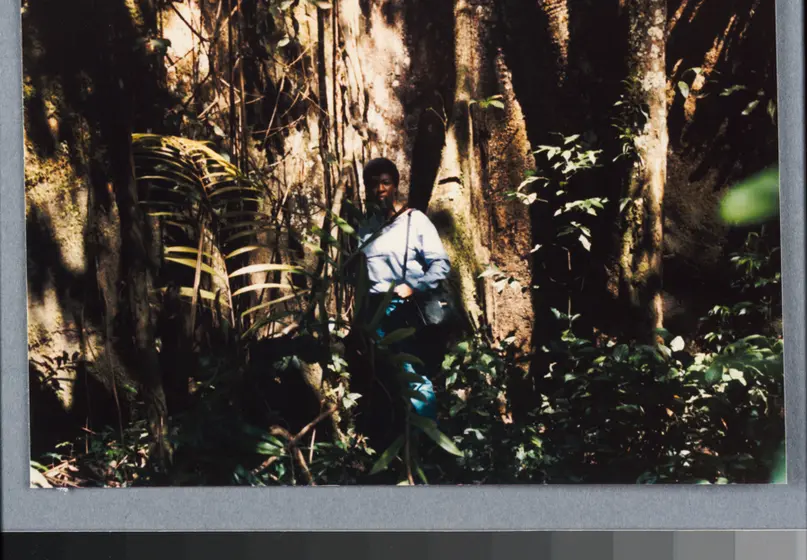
[618,0,668,342]
[114,117,170,467]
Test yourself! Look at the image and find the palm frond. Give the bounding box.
[133,134,311,338]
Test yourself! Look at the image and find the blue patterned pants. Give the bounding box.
[372,296,437,421]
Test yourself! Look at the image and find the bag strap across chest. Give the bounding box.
[401,209,413,286]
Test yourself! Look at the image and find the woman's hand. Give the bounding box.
[394,283,414,299]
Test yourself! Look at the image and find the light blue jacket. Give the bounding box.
[358,209,451,294]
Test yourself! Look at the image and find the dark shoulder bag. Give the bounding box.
[401,210,456,328]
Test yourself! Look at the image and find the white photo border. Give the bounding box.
[2,0,804,531]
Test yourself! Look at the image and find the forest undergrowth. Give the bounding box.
[31,216,784,487]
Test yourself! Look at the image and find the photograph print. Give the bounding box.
[24,0,785,488]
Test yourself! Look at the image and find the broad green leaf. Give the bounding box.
[390,353,426,367]
[655,327,671,340]
[742,99,760,116]
[740,334,770,346]
[769,441,787,483]
[455,341,471,353]
[720,85,747,97]
[165,246,214,260]
[224,245,266,260]
[767,100,777,123]
[378,327,417,347]
[240,291,308,318]
[367,285,396,333]
[479,264,501,279]
[159,286,221,302]
[677,81,690,98]
[231,283,296,297]
[719,168,779,225]
[255,441,285,456]
[147,211,188,219]
[370,435,404,475]
[518,176,541,191]
[137,171,200,188]
[449,402,466,417]
[135,163,202,185]
[229,263,304,278]
[616,404,641,413]
[414,459,429,485]
[164,257,220,278]
[203,171,244,182]
[333,215,357,237]
[409,415,463,457]
[397,370,429,385]
[704,364,722,384]
[208,185,264,198]
[403,389,430,403]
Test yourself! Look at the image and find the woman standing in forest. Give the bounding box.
[358,157,451,422]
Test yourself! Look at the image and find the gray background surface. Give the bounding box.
[2,0,805,531]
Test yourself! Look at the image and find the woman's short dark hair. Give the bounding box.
[362,157,400,187]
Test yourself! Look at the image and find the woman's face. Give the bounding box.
[367,172,397,208]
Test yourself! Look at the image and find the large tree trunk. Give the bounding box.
[618,0,668,342]
[426,0,535,347]
[182,0,534,345]
[23,0,171,460]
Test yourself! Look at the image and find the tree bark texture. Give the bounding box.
[23,0,171,458]
[618,0,668,341]
[169,0,536,346]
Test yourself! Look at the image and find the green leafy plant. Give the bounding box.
[471,94,505,111]
[134,134,310,338]
[478,263,523,294]
[612,78,649,164]
[720,168,780,226]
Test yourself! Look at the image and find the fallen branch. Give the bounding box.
[43,458,76,478]
[251,405,338,481]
